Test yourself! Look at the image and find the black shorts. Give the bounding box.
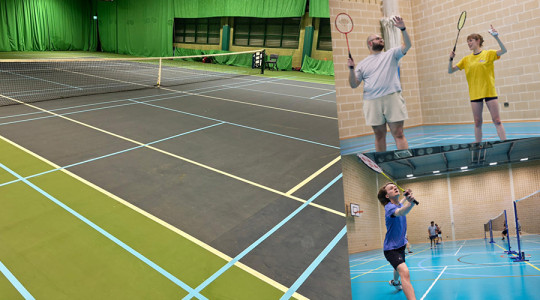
[430,235,437,240]
[471,97,497,103]
[384,245,407,270]
[502,229,508,235]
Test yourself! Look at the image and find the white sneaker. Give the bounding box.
[389,280,402,291]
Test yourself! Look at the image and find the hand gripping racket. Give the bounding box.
[452,11,467,52]
[357,153,419,205]
[335,13,354,59]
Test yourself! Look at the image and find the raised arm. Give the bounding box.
[448,51,460,74]
[394,189,416,216]
[393,16,411,54]
[348,57,361,88]
[489,25,507,56]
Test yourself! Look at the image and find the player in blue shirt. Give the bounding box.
[378,183,417,299]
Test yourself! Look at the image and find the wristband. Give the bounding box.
[400,27,406,31]
[349,66,354,70]
[449,57,453,61]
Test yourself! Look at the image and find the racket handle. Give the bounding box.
[404,191,419,205]
[452,45,456,52]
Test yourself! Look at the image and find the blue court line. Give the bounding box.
[1,70,81,90]
[0,122,225,188]
[280,225,347,299]
[309,90,336,100]
[0,260,35,300]
[0,78,337,150]
[182,173,343,299]
[129,99,339,149]
[0,163,207,299]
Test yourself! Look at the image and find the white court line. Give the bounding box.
[420,266,447,300]
[454,241,466,256]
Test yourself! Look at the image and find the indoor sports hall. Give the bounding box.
[0,1,352,299]
[341,141,540,299]
[329,0,540,154]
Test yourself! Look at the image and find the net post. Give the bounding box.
[511,200,528,262]
[261,50,266,74]
[157,58,162,87]
[503,210,517,255]
[489,220,495,243]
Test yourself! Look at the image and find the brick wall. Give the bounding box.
[330,0,540,141]
[342,155,540,254]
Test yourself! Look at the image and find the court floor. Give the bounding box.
[340,122,540,155]
[0,67,351,299]
[349,235,540,299]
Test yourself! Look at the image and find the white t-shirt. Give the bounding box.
[354,47,405,100]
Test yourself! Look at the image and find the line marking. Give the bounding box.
[183,174,343,299]
[454,244,464,256]
[350,247,432,280]
[420,266,447,300]
[0,260,35,300]
[35,67,337,120]
[0,163,206,299]
[286,156,341,196]
[0,134,310,297]
[280,226,347,299]
[495,243,540,271]
[309,90,335,100]
[0,94,343,217]
[0,123,224,187]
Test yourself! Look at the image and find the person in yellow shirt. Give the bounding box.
[448,25,507,143]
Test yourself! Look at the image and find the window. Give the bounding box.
[233,17,300,49]
[174,18,221,45]
[317,18,332,51]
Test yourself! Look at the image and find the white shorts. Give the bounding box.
[363,92,408,126]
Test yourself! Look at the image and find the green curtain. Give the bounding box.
[174,48,253,67]
[276,56,293,70]
[116,0,174,57]
[173,0,307,18]
[97,1,117,53]
[309,0,330,18]
[300,55,334,76]
[0,0,96,51]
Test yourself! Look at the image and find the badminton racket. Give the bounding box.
[335,13,354,59]
[357,153,419,205]
[452,11,467,52]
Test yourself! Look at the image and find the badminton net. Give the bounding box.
[515,190,540,234]
[0,49,264,106]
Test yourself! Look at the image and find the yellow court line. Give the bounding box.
[65,68,337,120]
[495,243,540,272]
[286,156,341,196]
[164,86,337,120]
[350,246,432,279]
[0,93,343,217]
[0,134,308,300]
[351,263,388,280]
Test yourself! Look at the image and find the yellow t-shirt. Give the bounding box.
[456,49,500,101]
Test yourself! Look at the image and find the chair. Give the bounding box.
[265,54,279,71]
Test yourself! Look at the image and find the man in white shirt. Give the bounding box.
[348,16,411,152]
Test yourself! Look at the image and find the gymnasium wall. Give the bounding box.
[330,0,540,141]
[329,0,423,140]
[343,156,540,254]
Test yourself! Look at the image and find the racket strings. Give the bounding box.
[336,14,353,33]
